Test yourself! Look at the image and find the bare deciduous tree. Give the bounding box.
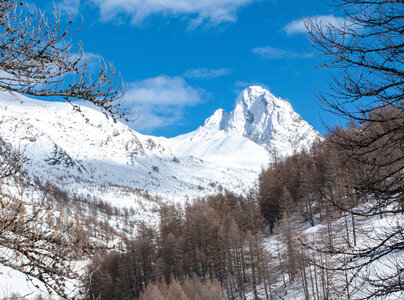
[0,0,132,297]
[0,139,93,298]
[306,0,404,298]
[0,0,131,121]
[306,0,403,210]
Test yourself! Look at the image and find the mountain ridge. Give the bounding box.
[0,86,320,213]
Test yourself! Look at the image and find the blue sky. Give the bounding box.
[35,0,345,137]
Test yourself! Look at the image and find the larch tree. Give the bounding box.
[306,0,403,298]
[0,0,130,120]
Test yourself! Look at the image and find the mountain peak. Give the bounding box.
[237,86,277,108]
[195,86,319,157]
[244,85,268,94]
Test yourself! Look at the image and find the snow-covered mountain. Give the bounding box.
[0,92,254,210]
[165,86,319,169]
[0,86,319,212]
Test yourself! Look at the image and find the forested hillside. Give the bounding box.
[85,121,403,299]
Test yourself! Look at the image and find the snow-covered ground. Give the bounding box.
[262,206,404,299]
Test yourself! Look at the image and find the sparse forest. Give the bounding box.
[86,193,271,300]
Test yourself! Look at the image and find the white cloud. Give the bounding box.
[57,0,81,15]
[183,68,230,79]
[125,75,203,132]
[235,80,270,90]
[130,110,182,132]
[252,46,312,60]
[127,75,202,106]
[89,0,255,26]
[284,15,348,35]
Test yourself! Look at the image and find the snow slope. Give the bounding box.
[263,206,403,300]
[0,91,258,206]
